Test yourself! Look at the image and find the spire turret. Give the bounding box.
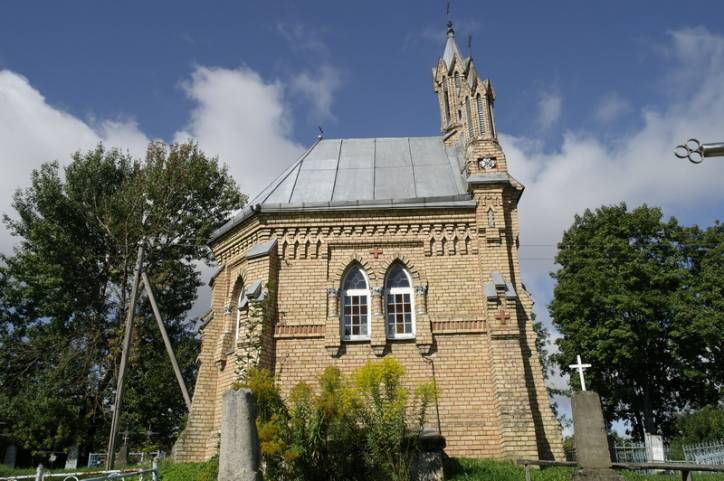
[432,21,497,149]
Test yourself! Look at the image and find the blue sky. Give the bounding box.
[1,0,724,435]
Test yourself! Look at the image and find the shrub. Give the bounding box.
[237,357,437,481]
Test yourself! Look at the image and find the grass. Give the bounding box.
[446,458,724,481]
[5,456,723,481]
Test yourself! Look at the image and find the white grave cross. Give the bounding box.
[569,354,592,391]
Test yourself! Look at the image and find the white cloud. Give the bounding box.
[289,64,343,123]
[594,92,631,123]
[175,66,305,199]
[0,70,149,254]
[502,27,724,433]
[535,91,562,129]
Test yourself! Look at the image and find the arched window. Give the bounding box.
[454,72,461,92]
[442,78,451,124]
[476,94,486,135]
[385,263,415,339]
[235,285,248,344]
[341,265,370,340]
[465,97,474,140]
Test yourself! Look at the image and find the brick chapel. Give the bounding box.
[173,22,564,461]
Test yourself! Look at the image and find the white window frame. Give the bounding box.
[341,267,371,341]
[385,266,416,340]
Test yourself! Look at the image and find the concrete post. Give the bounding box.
[35,464,44,481]
[152,457,159,481]
[218,389,261,481]
[571,391,623,481]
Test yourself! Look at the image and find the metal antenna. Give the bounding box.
[317,126,324,140]
[468,33,473,58]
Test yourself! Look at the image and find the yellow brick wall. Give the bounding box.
[173,197,564,462]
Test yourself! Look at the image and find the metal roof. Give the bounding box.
[209,136,522,243]
[265,137,468,205]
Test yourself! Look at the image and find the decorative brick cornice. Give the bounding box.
[431,319,486,334]
[274,324,324,339]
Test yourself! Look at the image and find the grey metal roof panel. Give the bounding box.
[505,281,518,300]
[246,239,277,259]
[413,163,459,198]
[338,138,375,169]
[375,166,416,199]
[332,168,374,201]
[375,138,412,167]
[246,280,262,298]
[300,139,340,171]
[484,282,497,300]
[264,164,299,203]
[289,168,337,203]
[409,137,449,165]
[491,272,506,288]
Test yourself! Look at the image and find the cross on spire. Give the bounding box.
[569,355,592,391]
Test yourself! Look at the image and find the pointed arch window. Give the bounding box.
[341,265,370,340]
[385,263,415,339]
[454,72,461,92]
[476,94,486,135]
[465,96,474,140]
[442,78,451,124]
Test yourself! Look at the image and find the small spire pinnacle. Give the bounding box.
[446,0,454,37]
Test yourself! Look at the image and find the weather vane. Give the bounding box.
[674,138,724,164]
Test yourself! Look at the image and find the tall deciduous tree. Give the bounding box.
[550,204,721,438]
[0,142,243,456]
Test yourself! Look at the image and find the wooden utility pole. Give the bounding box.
[106,242,145,470]
[142,272,192,410]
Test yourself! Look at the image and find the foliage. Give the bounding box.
[549,204,722,438]
[0,142,244,455]
[159,456,218,481]
[668,404,724,458]
[238,357,437,481]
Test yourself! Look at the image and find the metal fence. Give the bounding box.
[614,442,648,463]
[87,452,163,468]
[683,440,724,465]
[0,458,159,481]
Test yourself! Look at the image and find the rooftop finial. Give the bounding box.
[317,126,324,140]
[446,0,454,37]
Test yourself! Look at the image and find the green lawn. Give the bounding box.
[4,457,723,481]
[446,458,724,481]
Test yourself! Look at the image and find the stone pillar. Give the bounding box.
[412,430,446,481]
[218,389,261,481]
[64,446,79,469]
[571,391,622,481]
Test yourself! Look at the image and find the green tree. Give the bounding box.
[0,142,243,456]
[550,204,721,439]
